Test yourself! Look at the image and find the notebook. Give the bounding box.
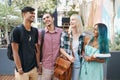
[93,53,111,58]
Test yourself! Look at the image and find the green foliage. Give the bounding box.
[0,2,22,46]
[67,11,79,17]
[12,0,35,9]
[37,0,57,17]
[0,3,22,31]
[109,34,120,51]
[0,0,58,46]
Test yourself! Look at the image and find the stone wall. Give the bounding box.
[0,48,14,74]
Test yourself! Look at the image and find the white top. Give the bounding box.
[72,39,79,54]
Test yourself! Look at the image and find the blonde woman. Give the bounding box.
[60,14,84,80]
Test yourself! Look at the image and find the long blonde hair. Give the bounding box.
[69,14,83,34]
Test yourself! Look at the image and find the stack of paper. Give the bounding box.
[93,53,111,58]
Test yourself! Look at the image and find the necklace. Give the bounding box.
[28,35,31,42]
[73,33,80,40]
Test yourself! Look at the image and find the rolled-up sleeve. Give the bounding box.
[11,27,20,43]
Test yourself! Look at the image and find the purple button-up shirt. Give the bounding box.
[38,27,63,70]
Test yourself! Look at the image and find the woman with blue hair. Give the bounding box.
[80,23,109,80]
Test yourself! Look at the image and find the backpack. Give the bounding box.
[7,25,24,61]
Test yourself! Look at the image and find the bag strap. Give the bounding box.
[40,30,45,62]
[18,24,24,43]
[17,24,24,61]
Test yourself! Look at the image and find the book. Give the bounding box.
[93,53,111,58]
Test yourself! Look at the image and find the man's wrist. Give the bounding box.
[39,62,42,64]
[18,68,23,71]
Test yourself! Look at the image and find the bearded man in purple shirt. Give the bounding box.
[38,13,63,80]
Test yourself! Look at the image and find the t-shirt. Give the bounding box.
[11,24,38,72]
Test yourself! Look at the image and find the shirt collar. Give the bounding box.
[45,27,58,33]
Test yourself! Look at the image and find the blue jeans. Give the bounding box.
[72,67,80,80]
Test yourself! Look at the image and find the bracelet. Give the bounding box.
[39,62,42,64]
[82,54,86,58]
[18,68,22,71]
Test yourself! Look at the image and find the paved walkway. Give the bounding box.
[0,75,15,80]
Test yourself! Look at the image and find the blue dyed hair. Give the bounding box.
[94,23,109,53]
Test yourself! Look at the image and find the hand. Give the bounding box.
[18,68,24,74]
[84,56,91,62]
[38,63,42,75]
[68,55,75,63]
[90,55,96,61]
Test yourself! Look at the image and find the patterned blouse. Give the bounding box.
[60,31,84,56]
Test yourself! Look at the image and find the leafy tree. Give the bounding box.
[0,2,21,46]
[37,0,57,17]
[0,0,58,46]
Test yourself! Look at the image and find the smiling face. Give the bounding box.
[69,14,83,34]
[70,16,77,28]
[23,11,35,23]
[93,25,99,37]
[42,13,54,27]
